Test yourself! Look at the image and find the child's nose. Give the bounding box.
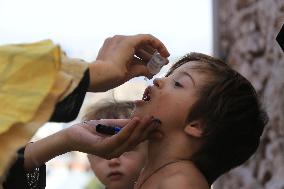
[108,158,121,167]
[153,78,163,88]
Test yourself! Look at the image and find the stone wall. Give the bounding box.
[214,0,284,189]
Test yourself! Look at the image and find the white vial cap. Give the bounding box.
[147,52,167,75]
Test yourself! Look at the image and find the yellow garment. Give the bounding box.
[0,40,88,179]
[0,40,61,134]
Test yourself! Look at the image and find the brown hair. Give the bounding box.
[167,52,268,184]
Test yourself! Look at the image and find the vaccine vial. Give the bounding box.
[147,52,167,75]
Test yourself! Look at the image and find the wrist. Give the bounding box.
[24,143,37,171]
[64,126,79,152]
[24,130,70,171]
[53,129,73,154]
[88,60,126,92]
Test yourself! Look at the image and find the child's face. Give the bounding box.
[133,62,207,133]
[88,143,147,189]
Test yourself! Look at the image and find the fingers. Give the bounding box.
[113,116,159,155]
[90,33,170,92]
[142,44,157,55]
[115,117,141,140]
[129,62,153,79]
[131,43,169,78]
[100,117,141,158]
[135,44,158,62]
[135,48,153,62]
[123,116,153,144]
[79,116,161,159]
[131,34,170,58]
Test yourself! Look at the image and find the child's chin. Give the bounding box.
[149,130,164,140]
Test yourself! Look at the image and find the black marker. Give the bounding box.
[96,124,121,135]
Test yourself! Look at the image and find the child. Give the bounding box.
[132,52,268,189]
[82,101,147,189]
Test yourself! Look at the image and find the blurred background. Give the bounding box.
[0,0,283,188]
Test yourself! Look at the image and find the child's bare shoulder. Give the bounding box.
[158,168,209,189]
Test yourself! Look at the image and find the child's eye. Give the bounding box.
[174,80,183,87]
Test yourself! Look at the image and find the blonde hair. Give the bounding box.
[82,100,134,121]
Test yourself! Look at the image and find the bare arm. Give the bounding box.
[24,116,160,171]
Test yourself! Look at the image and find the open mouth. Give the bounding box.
[142,86,151,101]
[134,86,152,107]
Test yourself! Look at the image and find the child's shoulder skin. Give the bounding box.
[138,161,209,189]
[158,171,209,189]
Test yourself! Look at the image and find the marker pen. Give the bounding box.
[96,124,121,135]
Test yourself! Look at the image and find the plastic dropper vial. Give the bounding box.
[147,51,167,75]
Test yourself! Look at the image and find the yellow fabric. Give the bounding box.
[0,40,61,134]
[59,53,89,101]
[0,71,70,178]
[0,40,89,180]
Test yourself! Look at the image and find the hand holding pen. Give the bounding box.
[72,116,161,159]
[23,116,161,171]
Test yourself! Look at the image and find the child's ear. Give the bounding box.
[184,120,204,138]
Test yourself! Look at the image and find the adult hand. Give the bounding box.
[88,34,170,92]
[65,115,160,159]
[24,116,160,171]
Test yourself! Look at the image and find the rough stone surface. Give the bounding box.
[214,0,284,189]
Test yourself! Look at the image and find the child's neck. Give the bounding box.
[144,136,189,174]
[136,135,196,187]
[148,131,201,167]
[135,136,207,189]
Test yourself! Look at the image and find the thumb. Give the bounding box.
[129,60,153,79]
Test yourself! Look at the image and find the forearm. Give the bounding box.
[24,130,70,171]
